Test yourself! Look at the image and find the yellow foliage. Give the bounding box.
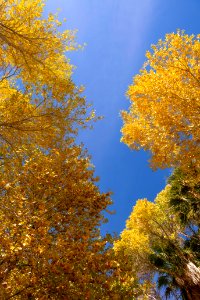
[114,188,181,282]
[0,145,119,298]
[0,0,94,161]
[121,31,200,170]
[0,1,129,298]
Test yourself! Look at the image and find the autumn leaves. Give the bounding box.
[118,32,200,299]
[0,1,117,299]
[0,1,199,299]
[121,31,200,170]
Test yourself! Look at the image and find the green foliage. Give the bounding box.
[168,168,200,226]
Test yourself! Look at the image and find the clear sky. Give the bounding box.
[44,0,200,235]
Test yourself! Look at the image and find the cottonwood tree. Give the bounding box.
[0,145,128,299]
[114,186,200,299]
[119,32,200,298]
[121,31,200,171]
[0,1,135,299]
[0,0,94,160]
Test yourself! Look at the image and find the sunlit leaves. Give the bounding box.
[0,1,127,298]
[120,30,200,299]
[115,181,200,299]
[0,0,96,162]
[121,31,200,170]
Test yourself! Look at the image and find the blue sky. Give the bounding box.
[45,0,200,235]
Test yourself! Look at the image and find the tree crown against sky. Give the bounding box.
[0,1,135,298]
[121,31,200,171]
[0,0,97,162]
[0,1,199,299]
[118,31,200,299]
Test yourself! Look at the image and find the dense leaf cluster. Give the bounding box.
[0,1,137,299]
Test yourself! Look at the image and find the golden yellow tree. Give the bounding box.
[0,1,136,299]
[0,0,94,160]
[114,186,200,299]
[121,31,200,170]
[0,145,123,299]
[114,189,175,299]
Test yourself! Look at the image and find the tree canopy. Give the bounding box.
[121,31,200,170]
[118,31,200,300]
[115,182,200,299]
[0,1,135,299]
[0,2,200,299]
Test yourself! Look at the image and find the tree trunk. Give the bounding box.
[185,285,200,300]
[177,261,200,300]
